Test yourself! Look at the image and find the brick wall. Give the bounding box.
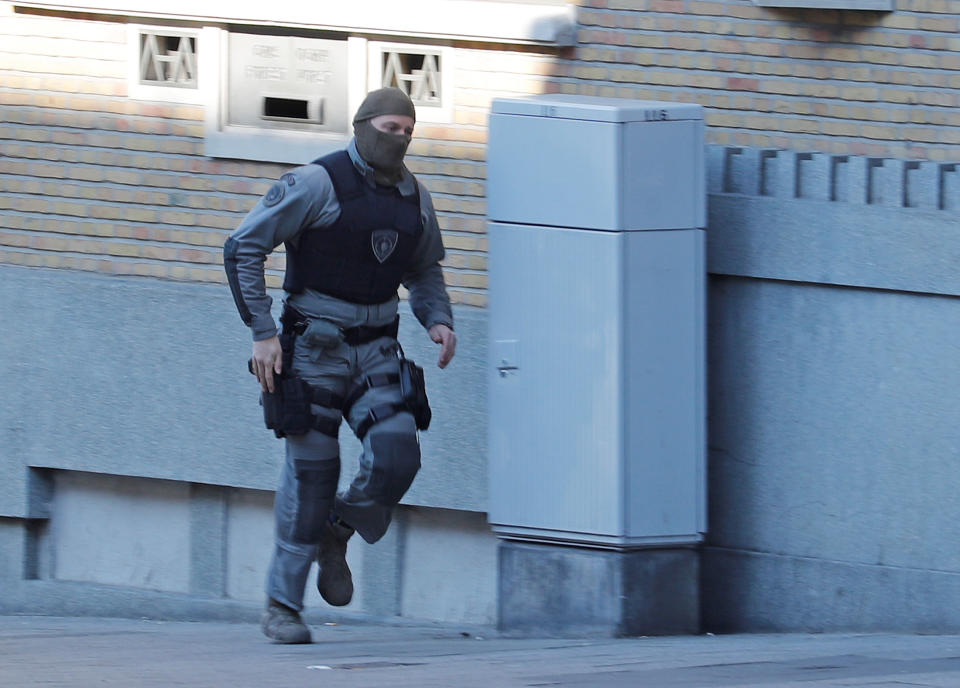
[0,7,559,308]
[6,2,956,305]
[0,10,290,290]
[562,0,960,160]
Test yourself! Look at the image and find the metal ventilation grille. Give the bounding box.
[381,51,441,106]
[139,32,197,88]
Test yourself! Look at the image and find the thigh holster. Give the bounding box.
[347,346,431,441]
[250,307,347,439]
[250,305,410,440]
[260,373,315,438]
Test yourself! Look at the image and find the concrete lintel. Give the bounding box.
[707,194,960,297]
[15,1,576,46]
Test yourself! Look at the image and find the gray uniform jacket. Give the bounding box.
[225,140,454,341]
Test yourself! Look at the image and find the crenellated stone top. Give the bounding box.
[708,145,960,212]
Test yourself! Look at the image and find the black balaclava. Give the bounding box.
[353,87,416,186]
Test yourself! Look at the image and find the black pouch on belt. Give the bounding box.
[251,363,315,439]
[397,348,431,431]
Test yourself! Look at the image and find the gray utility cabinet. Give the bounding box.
[487,95,707,549]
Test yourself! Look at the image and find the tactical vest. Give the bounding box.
[282,150,423,304]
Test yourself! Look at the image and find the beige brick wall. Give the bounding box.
[0,9,291,291]
[8,2,956,302]
[565,0,960,160]
[0,7,561,307]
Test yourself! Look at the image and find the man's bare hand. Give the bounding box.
[428,324,457,369]
[252,336,283,393]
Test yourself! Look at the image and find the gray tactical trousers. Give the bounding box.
[267,293,420,611]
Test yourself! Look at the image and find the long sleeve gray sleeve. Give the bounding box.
[403,181,454,331]
[224,165,340,340]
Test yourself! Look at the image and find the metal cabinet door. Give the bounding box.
[488,222,625,542]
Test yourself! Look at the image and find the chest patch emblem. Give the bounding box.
[371,229,399,264]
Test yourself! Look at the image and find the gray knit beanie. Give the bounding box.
[353,87,416,124]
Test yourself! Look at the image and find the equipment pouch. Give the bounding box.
[398,355,431,431]
[301,318,344,351]
[261,373,315,438]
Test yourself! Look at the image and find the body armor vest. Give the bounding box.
[282,150,423,304]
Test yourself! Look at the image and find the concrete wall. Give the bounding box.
[0,0,525,629]
[703,144,960,632]
[5,142,959,634]
[2,0,960,634]
[0,264,495,625]
[3,156,959,631]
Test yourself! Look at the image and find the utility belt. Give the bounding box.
[279,306,399,348]
[253,305,430,440]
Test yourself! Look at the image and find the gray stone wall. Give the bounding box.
[3,143,959,633]
[0,265,487,514]
[0,265,492,623]
[703,145,960,632]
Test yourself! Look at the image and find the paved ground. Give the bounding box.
[2,615,960,687]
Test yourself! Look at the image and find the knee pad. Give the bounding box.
[365,433,421,506]
[291,459,340,544]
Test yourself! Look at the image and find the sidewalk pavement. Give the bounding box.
[2,615,960,687]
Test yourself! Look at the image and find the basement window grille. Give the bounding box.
[139,32,198,88]
[381,50,442,107]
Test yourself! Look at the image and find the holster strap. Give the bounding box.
[342,373,400,418]
[279,305,307,334]
[311,386,345,410]
[313,415,342,439]
[355,402,408,441]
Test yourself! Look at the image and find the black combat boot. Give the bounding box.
[261,598,312,644]
[316,519,354,606]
